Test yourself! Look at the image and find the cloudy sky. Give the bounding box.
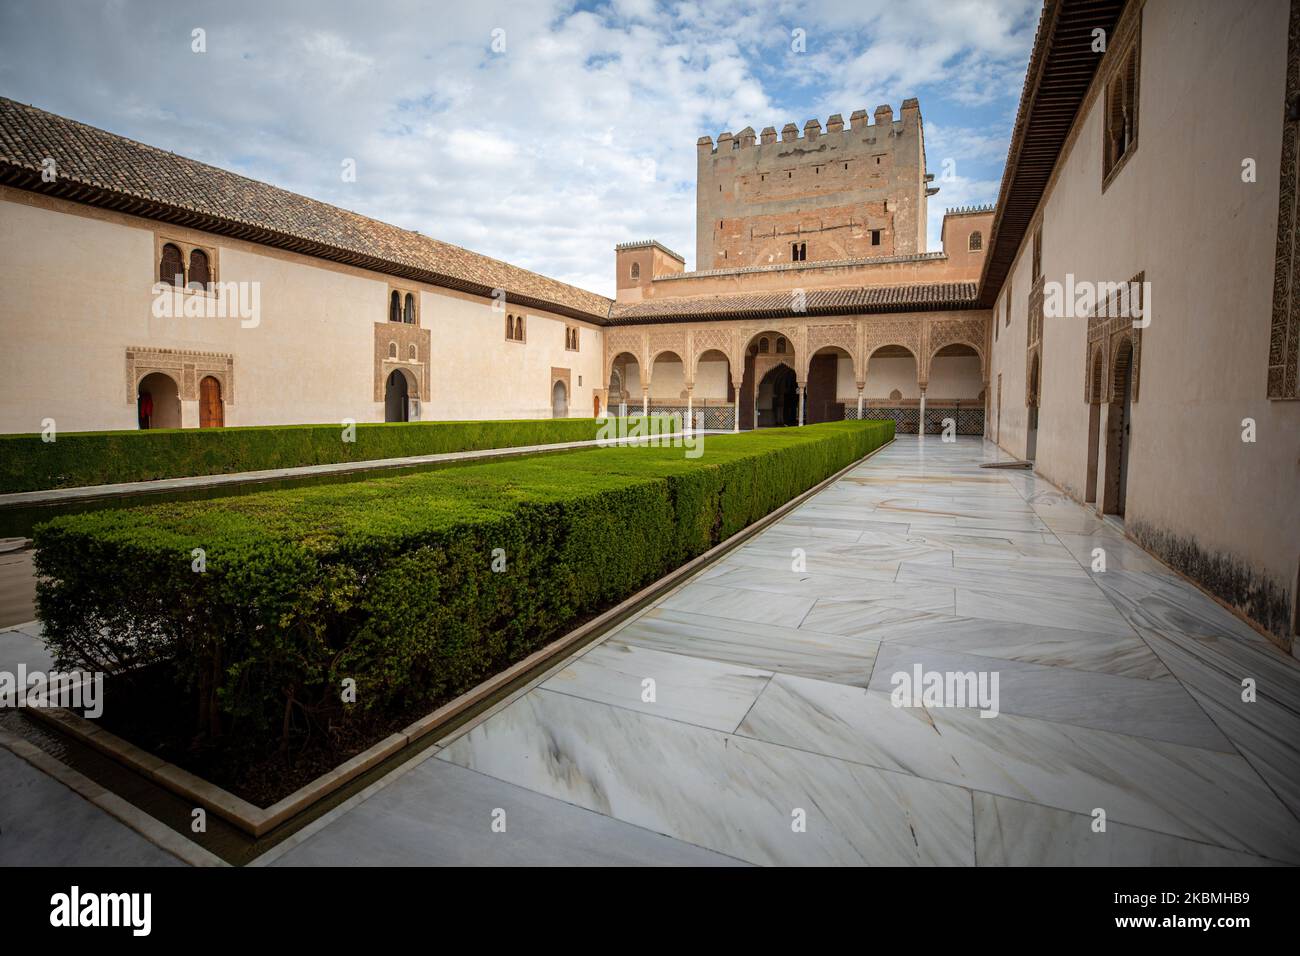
[0,0,1039,297]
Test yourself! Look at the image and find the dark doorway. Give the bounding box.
[385,370,409,423]
[758,363,798,427]
[1026,353,1040,461]
[740,349,757,429]
[805,351,843,424]
[1104,339,1134,517]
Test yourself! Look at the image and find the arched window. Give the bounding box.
[630,262,640,279]
[388,342,398,359]
[968,231,982,252]
[188,249,211,290]
[758,337,769,353]
[403,293,416,324]
[776,337,787,354]
[159,243,184,287]
[408,344,417,361]
[389,290,401,323]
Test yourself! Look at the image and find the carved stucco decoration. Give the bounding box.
[372,322,432,402]
[861,316,925,384]
[737,324,806,381]
[605,328,648,372]
[807,323,859,382]
[691,326,735,384]
[1084,272,1143,405]
[926,316,989,383]
[126,346,234,404]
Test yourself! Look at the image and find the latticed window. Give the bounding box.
[1103,42,1139,180]
[159,243,184,286]
[187,249,211,289]
[968,231,982,252]
[630,262,640,279]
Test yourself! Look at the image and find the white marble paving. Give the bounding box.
[736,673,1300,862]
[541,640,771,733]
[284,435,1299,867]
[973,793,1281,866]
[614,608,880,686]
[437,688,976,866]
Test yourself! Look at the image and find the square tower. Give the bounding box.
[695,99,931,270]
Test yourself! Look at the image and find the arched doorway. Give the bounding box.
[926,343,983,435]
[552,379,568,418]
[757,363,798,427]
[695,348,733,430]
[384,369,409,423]
[608,352,640,413]
[137,372,180,429]
[1086,348,1104,503]
[1026,353,1041,460]
[864,344,919,433]
[1103,338,1134,517]
[199,375,224,428]
[806,347,850,424]
[740,331,794,429]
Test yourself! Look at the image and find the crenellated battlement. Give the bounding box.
[698,99,921,154]
[944,204,996,216]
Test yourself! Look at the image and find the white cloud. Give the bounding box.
[0,0,1034,296]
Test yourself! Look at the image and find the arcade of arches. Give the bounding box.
[602,314,988,433]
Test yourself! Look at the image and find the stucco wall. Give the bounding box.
[0,191,605,432]
[987,0,1300,639]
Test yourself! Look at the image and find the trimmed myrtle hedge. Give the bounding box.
[35,420,892,751]
[0,418,625,494]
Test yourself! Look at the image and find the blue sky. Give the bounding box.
[0,0,1040,296]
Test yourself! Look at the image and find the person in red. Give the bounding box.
[138,390,153,429]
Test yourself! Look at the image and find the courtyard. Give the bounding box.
[239,436,1300,866]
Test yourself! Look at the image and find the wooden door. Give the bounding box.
[199,376,223,428]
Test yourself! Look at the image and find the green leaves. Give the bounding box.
[33,421,894,749]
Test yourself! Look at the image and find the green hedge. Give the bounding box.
[34,420,892,752]
[0,418,626,493]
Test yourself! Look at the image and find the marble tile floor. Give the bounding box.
[7,436,1297,867]
[432,436,1300,866]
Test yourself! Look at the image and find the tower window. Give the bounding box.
[791,242,806,262]
[871,230,881,246]
[630,262,640,279]
[969,231,983,252]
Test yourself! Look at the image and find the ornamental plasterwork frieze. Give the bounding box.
[1083,272,1143,404]
[807,322,857,364]
[647,327,688,365]
[125,346,235,404]
[861,317,925,382]
[926,316,989,382]
[691,326,735,382]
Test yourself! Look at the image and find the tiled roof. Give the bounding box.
[608,282,980,324]
[0,97,612,322]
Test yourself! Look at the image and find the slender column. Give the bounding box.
[797,383,806,427]
[642,387,649,417]
[685,387,693,434]
[732,382,740,432]
[919,387,927,436]
[856,385,864,419]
